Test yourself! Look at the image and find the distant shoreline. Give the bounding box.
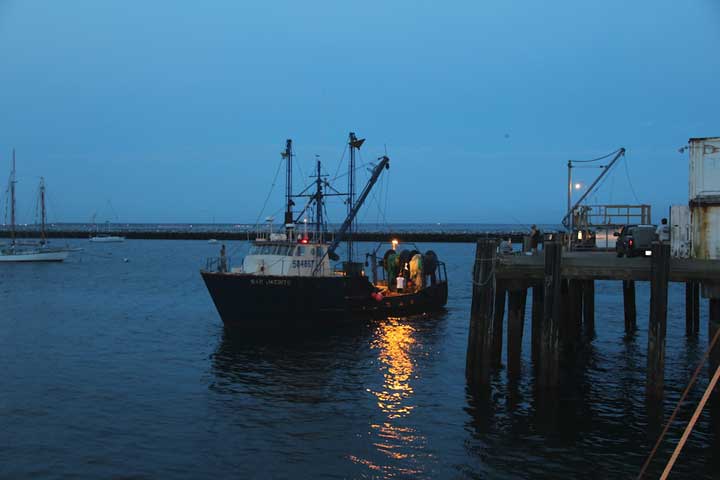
[0,228,535,244]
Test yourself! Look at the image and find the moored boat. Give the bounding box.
[200,134,448,327]
[0,150,73,263]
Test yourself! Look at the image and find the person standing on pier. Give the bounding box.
[657,218,670,243]
[530,225,541,255]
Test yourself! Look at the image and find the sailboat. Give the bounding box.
[89,217,125,243]
[89,202,125,243]
[0,150,72,262]
[200,134,448,327]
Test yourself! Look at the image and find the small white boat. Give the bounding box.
[208,239,218,244]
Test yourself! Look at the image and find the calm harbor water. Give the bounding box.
[1,237,719,478]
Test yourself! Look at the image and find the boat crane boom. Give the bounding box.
[327,155,390,260]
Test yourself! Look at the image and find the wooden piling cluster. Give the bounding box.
[466,239,720,407]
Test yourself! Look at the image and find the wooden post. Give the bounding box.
[507,287,527,380]
[492,282,506,369]
[623,280,637,334]
[566,279,583,348]
[583,279,595,338]
[531,284,543,364]
[539,241,562,389]
[466,239,497,390]
[647,242,670,400]
[685,281,700,336]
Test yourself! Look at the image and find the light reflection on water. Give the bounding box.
[349,318,427,477]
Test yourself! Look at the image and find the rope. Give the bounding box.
[660,363,720,479]
[623,150,642,204]
[472,256,497,287]
[252,156,285,231]
[570,148,624,164]
[637,324,720,479]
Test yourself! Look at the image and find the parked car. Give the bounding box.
[614,224,657,257]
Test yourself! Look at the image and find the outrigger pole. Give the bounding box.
[327,155,389,261]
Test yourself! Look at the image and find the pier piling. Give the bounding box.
[539,241,562,389]
[531,284,544,364]
[492,283,507,369]
[566,279,583,349]
[623,280,637,335]
[466,239,497,391]
[583,280,595,338]
[647,242,670,400]
[507,287,527,380]
[685,281,701,336]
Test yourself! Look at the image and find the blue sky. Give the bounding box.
[0,0,718,225]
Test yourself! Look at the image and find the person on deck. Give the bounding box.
[657,218,670,243]
[499,238,513,255]
[530,225,541,255]
[219,244,228,273]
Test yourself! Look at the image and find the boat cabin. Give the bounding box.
[238,239,333,277]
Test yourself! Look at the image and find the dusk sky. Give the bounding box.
[0,0,718,225]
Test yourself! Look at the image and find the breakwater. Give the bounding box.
[0,228,533,244]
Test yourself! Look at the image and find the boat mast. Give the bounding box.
[282,139,294,235]
[314,157,323,241]
[39,177,46,245]
[10,149,16,246]
[347,132,364,263]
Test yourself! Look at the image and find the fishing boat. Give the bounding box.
[200,134,448,327]
[0,150,72,262]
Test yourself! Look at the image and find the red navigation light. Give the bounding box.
[629,239,634,247]
[300,238,308,244]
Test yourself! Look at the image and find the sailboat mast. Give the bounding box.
[40,177,46,244]
[283,139,294,230]
[10,149,16,245]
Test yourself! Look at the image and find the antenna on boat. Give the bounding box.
[347,132,365,263]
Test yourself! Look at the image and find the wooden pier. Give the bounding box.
[467,239,720,404]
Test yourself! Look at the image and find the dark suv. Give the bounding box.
[615,225,657,257]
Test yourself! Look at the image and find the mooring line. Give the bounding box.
[660,363,720,479]
[637,325,720,479]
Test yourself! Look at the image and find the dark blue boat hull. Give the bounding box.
[200,271,448,327]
